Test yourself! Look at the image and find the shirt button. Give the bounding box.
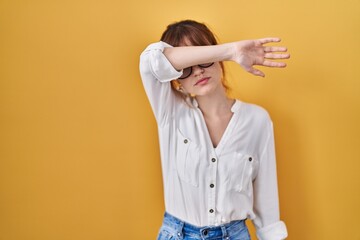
[184,139,188,144]
[211,158,216,162]
[249,157,252,161]
[209,209,214,213]
[210,183,215,188]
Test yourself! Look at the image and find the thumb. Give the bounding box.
[248,67,265,77]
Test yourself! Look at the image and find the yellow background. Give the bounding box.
[0,0,359,239]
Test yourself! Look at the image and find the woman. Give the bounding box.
[139,20,290,240]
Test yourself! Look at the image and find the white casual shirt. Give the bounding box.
[139,41,288,240]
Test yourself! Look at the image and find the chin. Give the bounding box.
[193,87,215,96]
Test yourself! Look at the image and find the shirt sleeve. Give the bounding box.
[252,120,288,240]
[139,41,183,126]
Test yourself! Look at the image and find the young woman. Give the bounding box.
[139,20,290,240]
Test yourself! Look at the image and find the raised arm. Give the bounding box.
[139,42,183,127]
[139,39,289,125]
[163,38,290,77]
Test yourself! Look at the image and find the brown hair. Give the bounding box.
[160,20,229,101]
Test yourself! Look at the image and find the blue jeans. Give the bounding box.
[157,212,251,240]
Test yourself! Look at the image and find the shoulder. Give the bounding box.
[236,100,274,142]
[238,100,272,123]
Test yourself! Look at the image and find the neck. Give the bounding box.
[195,87,234,118]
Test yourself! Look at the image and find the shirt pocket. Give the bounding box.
[175,128,201,187]
[222,152,259,194]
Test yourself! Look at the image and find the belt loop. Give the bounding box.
[176,219,185,239]
[221,225,229,239]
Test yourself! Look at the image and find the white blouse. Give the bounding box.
[139,41,288,240]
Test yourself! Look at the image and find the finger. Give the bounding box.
[248,67,265,77]
[258,37,281,44]
[264,53,290,59]
[264,46,288,53]
[262,60,287,68]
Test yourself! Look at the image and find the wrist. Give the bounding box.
[218,43,236,62]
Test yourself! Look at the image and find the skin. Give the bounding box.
[163,38,290,147]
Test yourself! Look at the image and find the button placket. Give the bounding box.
[194,107,219,225]
[208,153,218,224]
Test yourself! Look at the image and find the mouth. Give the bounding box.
[194,77,210,86]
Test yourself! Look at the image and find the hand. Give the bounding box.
[232,38,290,77]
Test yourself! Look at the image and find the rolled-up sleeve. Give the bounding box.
[252,121,288,240]
[139,41,183,126]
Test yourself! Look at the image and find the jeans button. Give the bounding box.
[203,229,208,235]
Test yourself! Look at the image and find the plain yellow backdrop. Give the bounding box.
[0,0,359,239]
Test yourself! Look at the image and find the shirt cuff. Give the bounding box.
[256,221,288,240]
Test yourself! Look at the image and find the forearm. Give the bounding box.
[163,43,234,70]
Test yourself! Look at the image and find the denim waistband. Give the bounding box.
[161,212,247,239]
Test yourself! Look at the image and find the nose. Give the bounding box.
[193,65,205,76]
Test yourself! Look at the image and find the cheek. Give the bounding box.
[207,65,223,84]
[214,64,223,77]
[179,79,194,92]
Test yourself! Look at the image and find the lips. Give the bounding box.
[194,77,210,86]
